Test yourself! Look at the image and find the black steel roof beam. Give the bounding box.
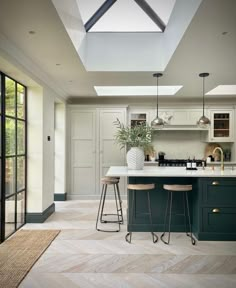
[85,0,117,32]
[134,0,166,32]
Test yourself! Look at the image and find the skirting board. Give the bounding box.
[67,194,127,200]
[26,203,55,223]
[54,193,67,201]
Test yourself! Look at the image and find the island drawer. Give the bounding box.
[201,179,236,205]
[202,207,236,233]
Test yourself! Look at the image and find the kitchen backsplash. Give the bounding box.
[151,131,232,160]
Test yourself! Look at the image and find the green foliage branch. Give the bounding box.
[114,118,153,150]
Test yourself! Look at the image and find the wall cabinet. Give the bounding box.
[161,109,203,126]
[69,107,127,199]
[193,178,236,240]
[208,110,234,142]
[129,108,152,126]
[129,107,203,128]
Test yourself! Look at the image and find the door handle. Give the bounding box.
[212,181,219,185]
[212,208,220,213]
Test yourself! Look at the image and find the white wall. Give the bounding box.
[27,86,43,213]
[42,88,55,211]
[54,103,66,195]
[152,131,206,160]
[27,86,58,213]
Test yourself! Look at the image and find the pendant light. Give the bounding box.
[197,72,211,128]
[151,73,164,129]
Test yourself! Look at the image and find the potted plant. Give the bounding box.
[114,118,153,170]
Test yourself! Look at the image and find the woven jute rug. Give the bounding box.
[0,229,60,288]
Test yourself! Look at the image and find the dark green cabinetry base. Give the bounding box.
[127,176,236,241]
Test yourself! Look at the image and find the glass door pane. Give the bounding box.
[5,158,16,196]
[5,77,16,117]
[17,191,25,229]
[0,72,27,243]
[5,195,16,238]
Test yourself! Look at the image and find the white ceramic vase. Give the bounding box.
[126,147,145,170]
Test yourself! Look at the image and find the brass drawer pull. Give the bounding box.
[212,208,220,213]
[212,181,219,185]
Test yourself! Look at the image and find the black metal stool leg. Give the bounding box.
[147,191,158,243]
[100,184,108,223]
[96,184,105,231]
[125,189,134,244]
[116,183,124,224]
[161,191,172,244]
[183,191,188,235]
[185,192,196,245]
[113,183,121,232]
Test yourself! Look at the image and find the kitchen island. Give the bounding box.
[106,166,236,241]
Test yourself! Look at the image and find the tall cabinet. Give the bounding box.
[69,106,127,199]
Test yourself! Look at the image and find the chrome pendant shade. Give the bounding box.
[197,72,211,128]
[151,73,164,129]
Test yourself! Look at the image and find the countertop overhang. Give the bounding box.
[106,166,236,177]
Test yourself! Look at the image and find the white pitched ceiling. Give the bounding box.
[0,0,236,99]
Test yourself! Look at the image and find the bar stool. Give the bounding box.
[161,184,196,245]
[125,184,158,244]
[96,177,123,232]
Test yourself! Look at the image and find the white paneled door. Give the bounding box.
[70,107,126,199]
[71,110,97,197]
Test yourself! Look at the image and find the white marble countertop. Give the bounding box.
[106,166,236,178]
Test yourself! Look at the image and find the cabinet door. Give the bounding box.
[209,110,234,142]
[202,179,236,206]
[129,108,152,126]
[99,108,126,195]
[70,110,97,198]
[203,207,236,233]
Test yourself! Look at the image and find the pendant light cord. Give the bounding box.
[202,76,205,117]
[156,76,159,118]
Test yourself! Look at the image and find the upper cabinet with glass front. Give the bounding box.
[129,109,152,127]
[208,110,234,142]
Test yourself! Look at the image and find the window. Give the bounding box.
[0,72,27,243]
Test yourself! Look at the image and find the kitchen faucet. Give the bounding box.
[212,147,224,171]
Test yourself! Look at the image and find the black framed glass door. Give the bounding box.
[0,72,27,243]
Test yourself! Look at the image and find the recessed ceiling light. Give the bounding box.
[206,85,236,95]
[94,86,182,96]
[28,30,36,35]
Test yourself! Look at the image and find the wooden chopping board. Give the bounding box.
[204,143,222,161]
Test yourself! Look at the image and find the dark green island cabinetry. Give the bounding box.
[128,176,236,241]
[193,178,236,241]
[107,166,236,241]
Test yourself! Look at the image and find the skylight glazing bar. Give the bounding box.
[134,0,166,32]
[85,0,117,32]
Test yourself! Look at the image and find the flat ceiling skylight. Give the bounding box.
[77,0,176,32]
[206,85,236,95]
[94,85,182,96]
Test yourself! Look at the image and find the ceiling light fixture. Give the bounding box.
[197,72,211,128]
[151,73,164,129]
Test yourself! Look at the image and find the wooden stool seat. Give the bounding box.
[161,184,195,245]
[125,183,158,244]
[163,184,192,192]
[127,184,155,190]
[101,177,119,185]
